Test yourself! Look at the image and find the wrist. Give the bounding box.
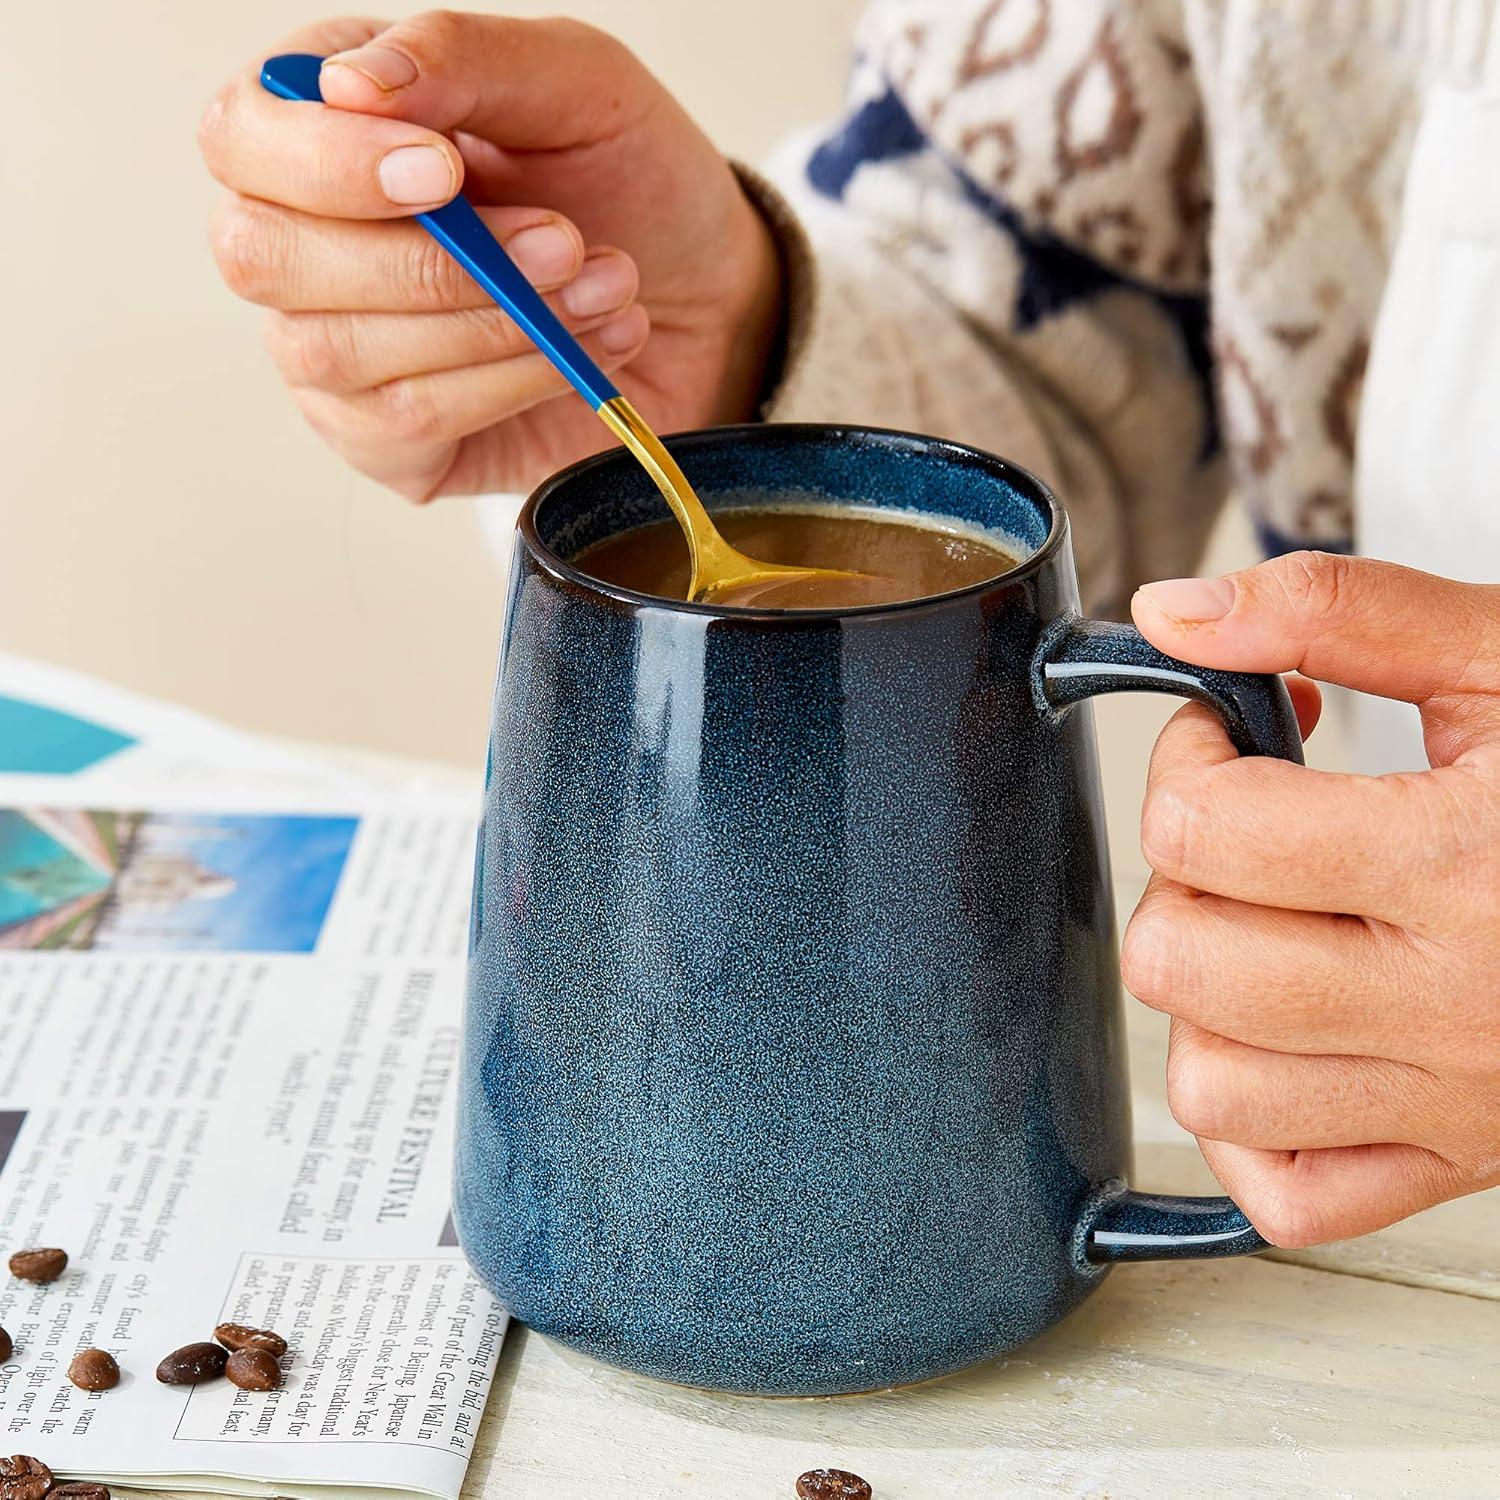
[709,172,788,424]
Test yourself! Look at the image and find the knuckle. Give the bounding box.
[378,376,446,445]
[1440,1080,1500,1173]
[288,386,341,445]
[396,477,444,507]
[555,16,628,61]
[1242,1186,1328,1250]
[1165,1042,1224,1139]
[403,8,471,53]
[196,80,237,177]
[410,232,470,308]
[459,306,519,359]
[1270,549,1356,621]
[260,312,294,372]
[1441,762,1500,867]
[537,19,643,132]
[265,314,352,391]
[1140,775,1202,877]
[210,195,277,303]
[1120,904,1188,1008]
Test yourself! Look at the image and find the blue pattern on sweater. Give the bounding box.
[807,88,1221,462]
[1252,519,1354,559]
[807,88,929,199]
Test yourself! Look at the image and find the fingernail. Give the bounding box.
[506,224,580,286]
[378,145,454,205]
[1137,577,1237,623]
[600,305,647,354]
[562,255,636,318]
[323,45,419,92]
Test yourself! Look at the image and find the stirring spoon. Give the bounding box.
[261,54,863,605]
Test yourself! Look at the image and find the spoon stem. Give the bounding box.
[596,396,728,598]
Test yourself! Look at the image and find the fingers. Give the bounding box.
[199,17,476,219]
[1197,1138,1471,1248]
[317,13,650,151]
[200,16,650,226]
[201,59,463,218]
[262,250,640,391]
[1132,551,1500,707]
[288,306,650,500]
[210,196,585,311]
[1122,875,1434,1060]
[1140,700,1468,924]
[1164,1018,1448,1153]
[1283,674,1323,739]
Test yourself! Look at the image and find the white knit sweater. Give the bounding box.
[746,0,1500,616]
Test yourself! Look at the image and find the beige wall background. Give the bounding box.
[0,1,864,767]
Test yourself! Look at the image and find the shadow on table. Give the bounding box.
[481,1231,1498,1459]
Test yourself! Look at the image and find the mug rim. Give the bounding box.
[516,422,1068,620]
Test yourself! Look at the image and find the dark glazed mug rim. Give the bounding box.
[516,422,1069,620]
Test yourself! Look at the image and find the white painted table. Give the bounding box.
[154,749,1500,1499]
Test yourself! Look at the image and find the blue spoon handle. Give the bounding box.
[260,53,621,411]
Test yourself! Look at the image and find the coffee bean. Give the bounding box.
[7,1248,67,1284]
[225,1347,281,1391]
[0,1329,11,1363]
[795,1471,873,1500]
[52,1484,112,1499]
[214,1323,288,1359]
[68,1348,120,1392]
[157,1342,227,1386]
[0,1455,52,1500]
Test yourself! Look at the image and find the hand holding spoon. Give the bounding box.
[261,54,865,606]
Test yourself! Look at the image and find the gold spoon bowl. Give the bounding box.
[597,397,865,605]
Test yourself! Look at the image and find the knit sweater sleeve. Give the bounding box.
[743,0,1224,617]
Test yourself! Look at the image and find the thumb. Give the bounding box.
[1131,551,1500,708]
[318,13,647,151]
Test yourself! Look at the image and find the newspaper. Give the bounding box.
[0,651,361,796]
[0,657,504,1500]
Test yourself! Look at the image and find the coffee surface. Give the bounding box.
[572,506,1019,608]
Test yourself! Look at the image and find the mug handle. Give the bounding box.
[1036,616,1304,1263]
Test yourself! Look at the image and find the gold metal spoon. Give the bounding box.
[596,397,861,603]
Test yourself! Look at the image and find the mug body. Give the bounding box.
[456,426,1131,1395]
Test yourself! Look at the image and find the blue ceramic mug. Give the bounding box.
[457,425,1303,1396]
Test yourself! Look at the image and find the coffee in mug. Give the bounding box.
[573,505,1021,608]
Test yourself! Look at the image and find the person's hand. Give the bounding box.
[1122,551,1500,1247]
[199,13,783,502]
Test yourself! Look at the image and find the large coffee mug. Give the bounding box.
[456,425,1303,1396]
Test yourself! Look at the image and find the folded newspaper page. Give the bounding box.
[0,652,358,796]
[0,660,505,1500]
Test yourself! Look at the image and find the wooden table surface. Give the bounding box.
[157,748,1500,1498]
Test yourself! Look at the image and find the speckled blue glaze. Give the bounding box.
[456,425,1303,1396]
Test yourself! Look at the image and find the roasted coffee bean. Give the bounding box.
[214,1323,288,1359]
[157,1342,227,1386]
[796,1471,873,1500]
[68,1348,120,1392]
[225,1347,281,1391]
[7,1248,67,1284]
[0,1455,53,1500]
[51,1484,112,1499]
[0,1328,12,1363]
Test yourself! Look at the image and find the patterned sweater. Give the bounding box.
[745,0,1498,615]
